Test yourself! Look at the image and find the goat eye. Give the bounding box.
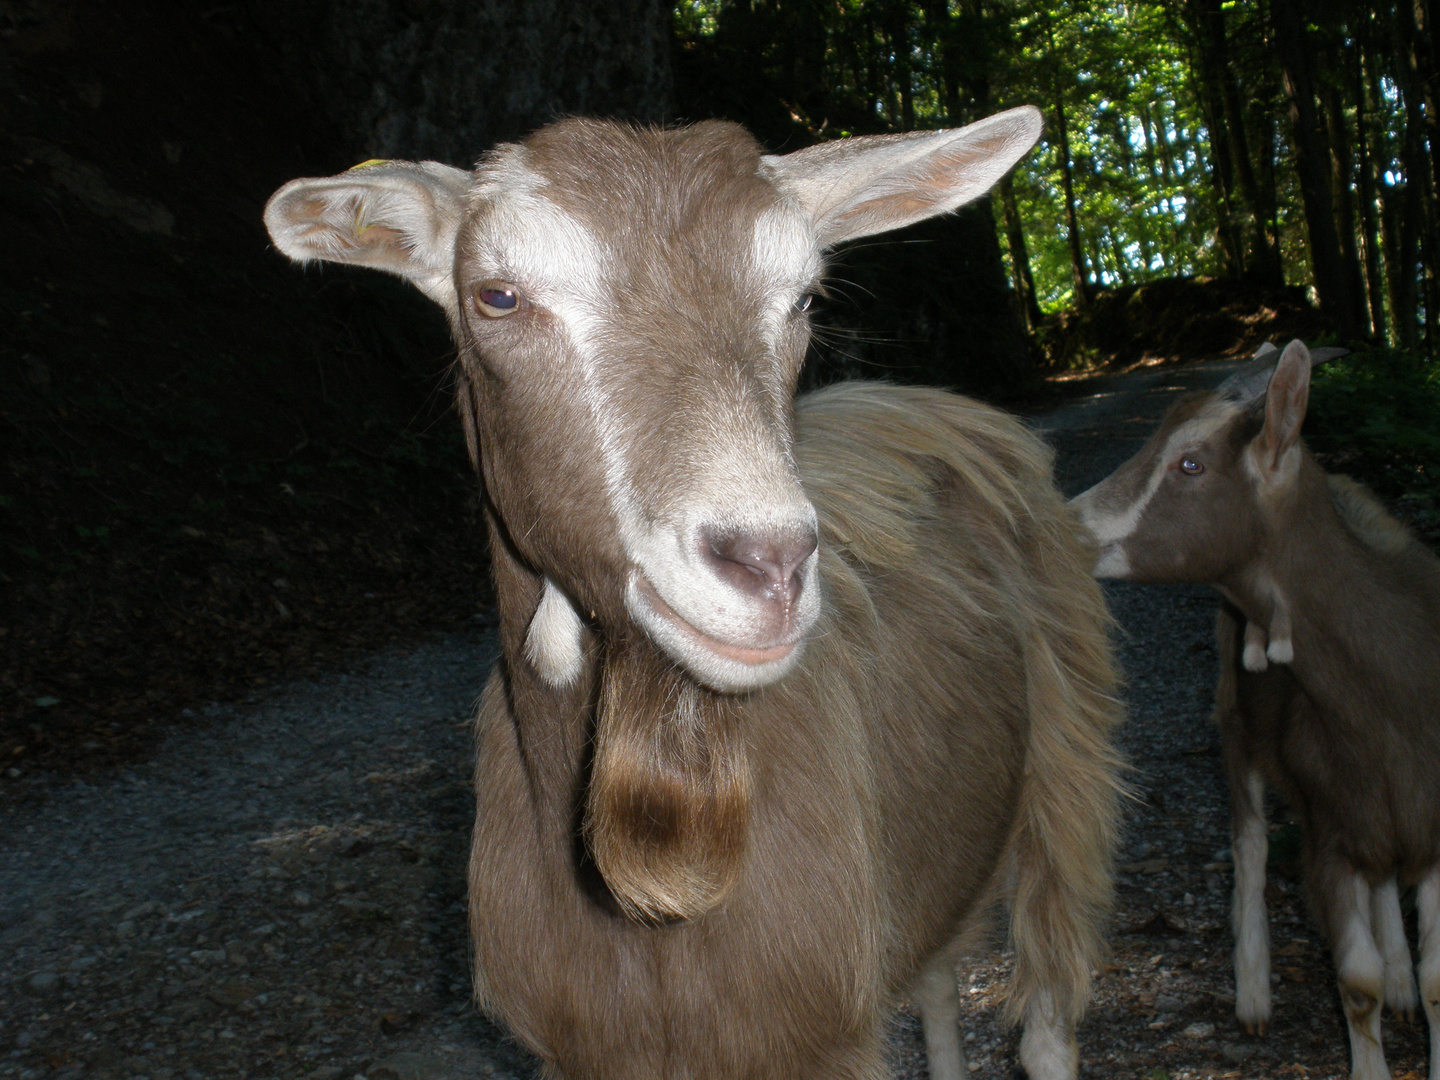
[474,281,522,317]
[796,293,815,313]
[1179,457,1204,475]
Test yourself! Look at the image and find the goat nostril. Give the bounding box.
[702,527,817,605]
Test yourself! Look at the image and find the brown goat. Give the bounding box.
[264,114,1123,1080]
[1070,339,1440,1080]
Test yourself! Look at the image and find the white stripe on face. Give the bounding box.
[470,162,823,690]
[1070,403,1240,576]
[468,164,644,545]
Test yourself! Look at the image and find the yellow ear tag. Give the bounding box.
[348,158,390,171]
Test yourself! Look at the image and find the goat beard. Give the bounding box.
[584,631,752,923]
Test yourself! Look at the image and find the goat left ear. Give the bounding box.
[264,160,473,319]
[1259,339,1312,472]
[763,106,1043,247]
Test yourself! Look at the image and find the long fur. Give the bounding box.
[466,383,1125,1079]
[794,384,1124,1027]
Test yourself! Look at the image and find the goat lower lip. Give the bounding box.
[635,577,796,666]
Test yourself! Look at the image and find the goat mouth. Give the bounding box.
[632,576,798,666]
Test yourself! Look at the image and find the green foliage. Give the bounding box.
[1308,346,1440,536]
[1000,1,1226,308]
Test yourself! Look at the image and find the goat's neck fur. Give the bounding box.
[488,506,751,923]
[1222,452,1440,719]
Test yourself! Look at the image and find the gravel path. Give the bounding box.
[2,363,1431,1080]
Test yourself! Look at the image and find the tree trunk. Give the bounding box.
[1185,0,1244,275]
[998,175,1044,330]
[274,0,673,164]
[1389,0,1432,349]
[1271,0,1363,338]
[1322,77,1371,336]
[1354,45,1388,340]
[1212,1,1283,284]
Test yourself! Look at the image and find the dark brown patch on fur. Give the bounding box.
[585,631,751,922]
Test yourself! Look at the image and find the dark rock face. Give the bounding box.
[294,0,675,163]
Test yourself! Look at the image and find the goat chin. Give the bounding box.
[625,573,809,693]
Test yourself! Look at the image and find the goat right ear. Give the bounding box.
[263,160,473,318]
[1258,339,1312,473]
[762,106,1043,247]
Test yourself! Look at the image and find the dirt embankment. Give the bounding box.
[1036,276,1332,371]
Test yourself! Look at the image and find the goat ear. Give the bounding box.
[1259,339,1311,472]
[263,160,472,318]
[762,106,1043,247]
[1309,345,1350,366]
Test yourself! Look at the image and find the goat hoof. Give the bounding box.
[1239,1019,1269,1038]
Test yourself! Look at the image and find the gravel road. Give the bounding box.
[2,362,1431,1080]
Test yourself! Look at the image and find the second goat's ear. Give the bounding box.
[762,106,1043,248]
[264,160,473,319]
[1259,339,1312,473]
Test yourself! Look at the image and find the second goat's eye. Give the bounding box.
[474,281,523,317]
[795,293,815,313]
[1179,457,1204,475]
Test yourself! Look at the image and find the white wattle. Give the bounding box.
[525,577,585,688]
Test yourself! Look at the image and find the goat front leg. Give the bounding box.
[1231,767,1272,1034]
[1417,867,1440,1080]
[1320,864,1390,1080]
[915,955,968,1080]
[1371,877,1418,1018]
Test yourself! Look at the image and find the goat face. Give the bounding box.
[263,111,1045,692]
[1069,340,1340,585]
[1069,392,1266,582]
[456,122,822,693]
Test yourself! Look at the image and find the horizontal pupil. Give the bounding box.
[481,288,517,308]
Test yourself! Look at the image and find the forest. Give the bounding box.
[1,0,1438,772]
[673,0,1440,350]
[671,0,1440,533]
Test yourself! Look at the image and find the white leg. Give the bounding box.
[915,957,968,1080]
[1232,769,1271,1034]
[1242,620,1269,672]
[1371,877,1418,1016]
[1331,870,1389,1080]
[1017,990,1077,1080]
[1415,869,1440,1080]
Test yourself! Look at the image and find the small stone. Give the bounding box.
[206,980,255,1007]
[29,971,60,993]
[1152,993,1185,1013]
[1181,1021,1215,1039]
[1219,1042,1259,1063]
[378,1009,421,1034]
